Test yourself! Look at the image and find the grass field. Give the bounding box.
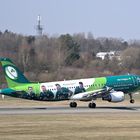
[0,95,140,140]
[0,113,140,140]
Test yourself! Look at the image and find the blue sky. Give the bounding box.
[0,0,140,40]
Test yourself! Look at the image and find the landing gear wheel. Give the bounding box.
[130,99,135,104]
[70,102,77,108]
[88,102,96,108]
[129,93,135,104]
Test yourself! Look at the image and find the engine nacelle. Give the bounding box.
[102,91,125,103]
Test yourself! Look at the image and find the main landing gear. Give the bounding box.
[69,101,96,108]
[88,100,96,108]
[69,102,77,108]
[88,102,96,108]
[129,93,135,104]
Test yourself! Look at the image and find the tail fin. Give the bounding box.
[0,58,30,87]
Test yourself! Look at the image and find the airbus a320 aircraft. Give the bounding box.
[0,58,140,108]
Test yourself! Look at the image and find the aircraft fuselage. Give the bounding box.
[1,74,140,101]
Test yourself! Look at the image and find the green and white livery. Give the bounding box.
[0,58,140,108]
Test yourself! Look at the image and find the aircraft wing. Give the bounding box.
[70,87,113,101]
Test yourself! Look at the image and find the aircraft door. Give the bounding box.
[132,76,138,87]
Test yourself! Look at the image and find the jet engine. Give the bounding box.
[102,91,125,102]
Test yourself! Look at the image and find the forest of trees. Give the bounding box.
[0,30,140,82]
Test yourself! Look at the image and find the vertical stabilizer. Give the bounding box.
[0,58,30,87]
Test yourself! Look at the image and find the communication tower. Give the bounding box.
[36,15,43,36]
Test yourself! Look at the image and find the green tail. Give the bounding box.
[0,58,30,87]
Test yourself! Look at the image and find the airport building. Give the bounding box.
[96,51,121,60]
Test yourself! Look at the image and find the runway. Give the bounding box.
[0,105,140,115]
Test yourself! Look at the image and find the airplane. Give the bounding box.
[0,57,140,108]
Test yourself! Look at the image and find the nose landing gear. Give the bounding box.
[129,93,135,104]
